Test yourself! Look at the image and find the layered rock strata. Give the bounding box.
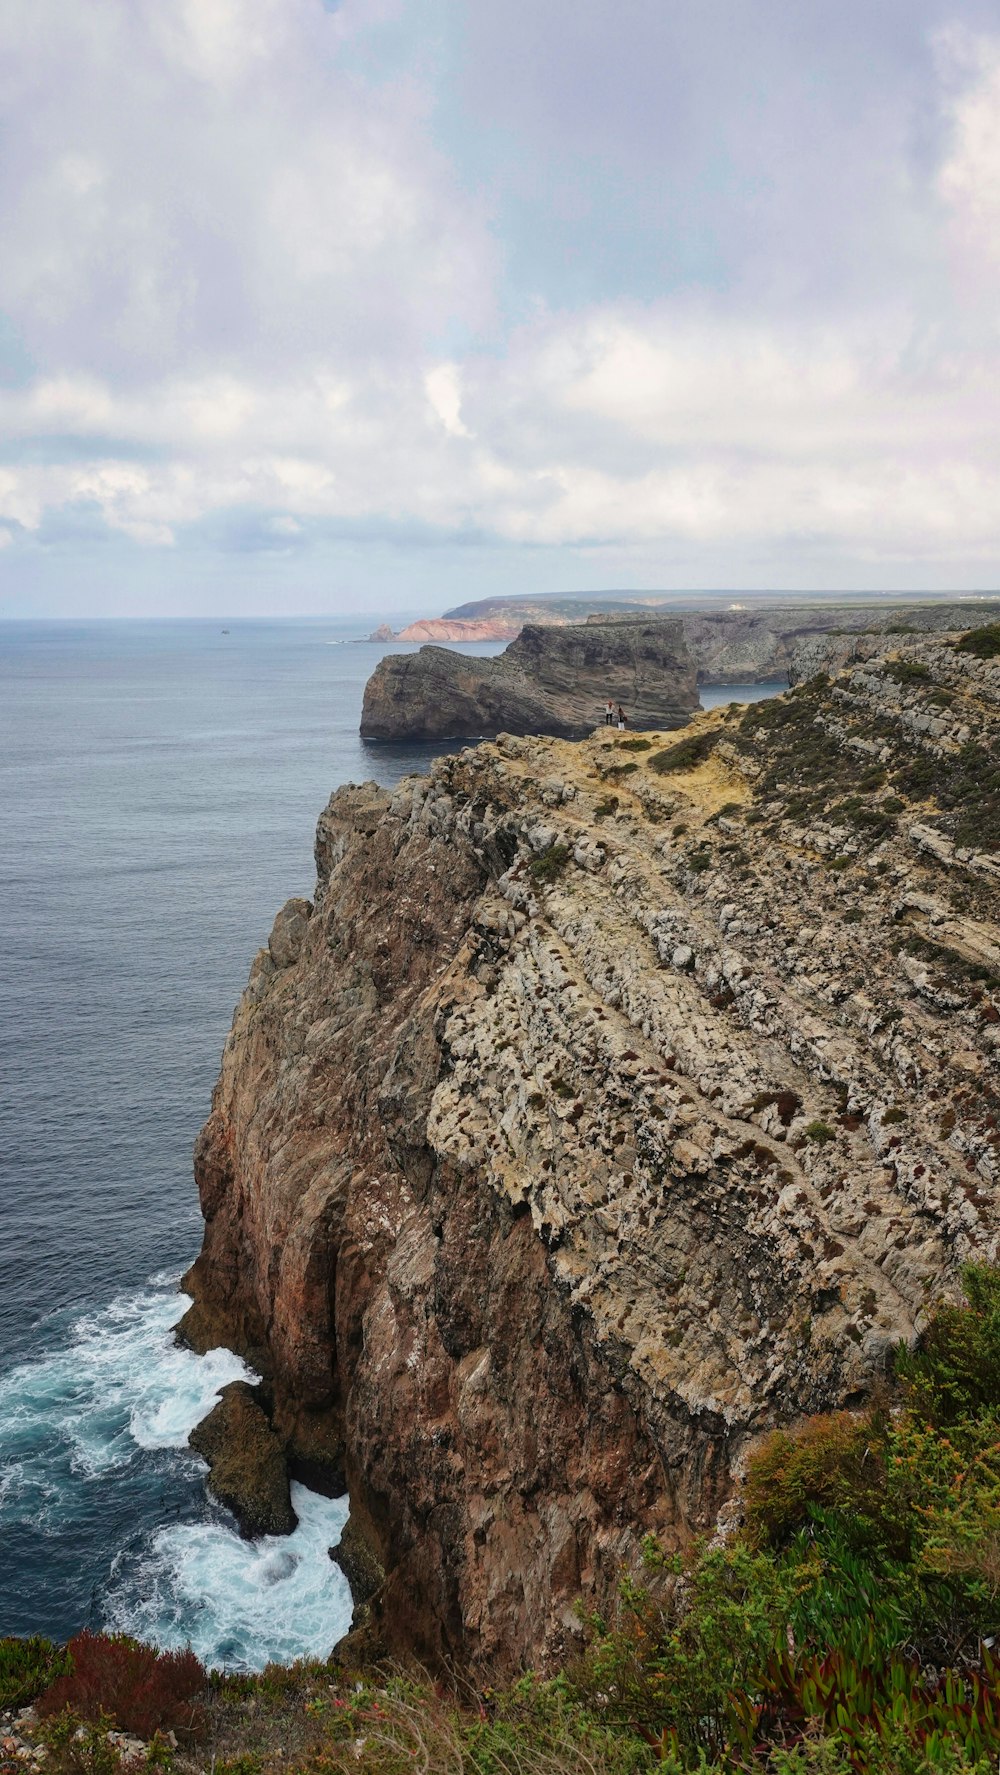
[184,628,1000,1675]
[368,598,1000,681]
[359,617,698,740]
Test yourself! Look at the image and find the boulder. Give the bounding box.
[189,1381,297,1538]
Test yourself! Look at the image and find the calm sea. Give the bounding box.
[0,619,778,1666]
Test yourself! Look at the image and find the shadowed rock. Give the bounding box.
[189,1381,297,1539]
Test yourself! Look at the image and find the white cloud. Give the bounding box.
[3,5,1000,588]
[0,0,494,378]
[937,29,1000,271]
[425,364,471,438]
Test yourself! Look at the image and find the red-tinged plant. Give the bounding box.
[727,1639,1000,1769]
[37,1632,207,1743]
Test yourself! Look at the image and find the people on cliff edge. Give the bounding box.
[617,705,627,730]
[604,700,615,725]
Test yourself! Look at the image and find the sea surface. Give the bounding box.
[0,618,780,1667]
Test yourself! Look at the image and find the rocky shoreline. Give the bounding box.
[183,623,1000,1674]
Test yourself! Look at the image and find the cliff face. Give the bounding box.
[359,618,698,740]
[373,599,1000,681]
[393,618,524,643]
[184,629,1000,1676]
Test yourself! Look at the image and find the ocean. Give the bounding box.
[0,618,779,1668]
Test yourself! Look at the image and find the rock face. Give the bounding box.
[184,627,1000,1675]
[360,618,699,740]
[395,618,521,643]
[408,597,1000,682]
[188,1381,298,1538]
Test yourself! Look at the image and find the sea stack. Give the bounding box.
[359,616,699,740]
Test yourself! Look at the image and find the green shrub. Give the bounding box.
[36,1711,143,1775]
[896,1263,1000,1426]
[804,1121,836,1144]
[617,737,652,752]
[887,659,932,685]
[528,844,571,884]
[744,1414,890,1552]
[574,1542,803,1759]
[956,622,1000,660]
[650,732,718,774]
[0,1636,69,1711]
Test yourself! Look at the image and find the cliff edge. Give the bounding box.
[359,617,698,740]
[182,625,1000,1675]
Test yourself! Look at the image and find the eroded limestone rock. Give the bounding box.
[185,628,1000,1674]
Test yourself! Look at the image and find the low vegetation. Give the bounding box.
[886,659,932,686]
[9,1272,1000,1774]
[955,623,1000,661]
[528,843,571,884]
[0,1636,69,1712]
[731,655,1000,854]
[36,1632,206,1743]
[650,731,719,774]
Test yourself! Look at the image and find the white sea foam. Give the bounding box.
[106,1482,352,1670]
[0,1282,353,1669]
[0,1288,254,1484]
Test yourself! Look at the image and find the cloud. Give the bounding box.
[937,28,1000,271]
[3,2,1000,605]
[425,364,471,438]
[0,0,493,380]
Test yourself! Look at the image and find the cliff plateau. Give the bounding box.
[359,618,698,740]
[371,597,1000,674]
[182,627,1000,1677]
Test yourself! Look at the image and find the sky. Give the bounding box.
[1,0,1000,619]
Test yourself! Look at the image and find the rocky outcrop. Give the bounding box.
[395,618,520,643]
[185,627,1000,1675]
[360,618,698,740]
[188,1382,297,1538]
[402,597,1000,683]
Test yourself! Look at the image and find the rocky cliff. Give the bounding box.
[373,598,1000,679]
[394,618,521,643]
[183,624,1000,1676]
[360,618,698,740]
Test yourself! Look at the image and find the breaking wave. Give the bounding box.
[0,1278,352,1668]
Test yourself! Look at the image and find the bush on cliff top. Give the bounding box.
[528,843,571,884]
[0,1634,69,1711]
[955,622,1000,660]
[649,731,718,774]
[37,1632,207,1743]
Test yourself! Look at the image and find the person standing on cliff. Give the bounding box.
[617,705,627,730]
[604,700,615,725]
